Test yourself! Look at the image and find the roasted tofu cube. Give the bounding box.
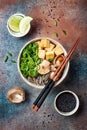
[41,39,50,48]
[46,51,54,60]
[37,41,43,48]
[53,45,64,56]
[38,50,45,59]
[45,43,55,51]
[50,43,55,50]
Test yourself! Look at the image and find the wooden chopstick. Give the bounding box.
[53,37,80,81]
[32,79,53,109]
[52,37,80,81]
[33,37,80,111]
[34,80,55,111]
[32,37,80,111]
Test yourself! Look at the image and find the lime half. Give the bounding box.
[8,15,23,32]
[19,16,33,34]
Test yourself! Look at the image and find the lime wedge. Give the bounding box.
[8,15,23,32]
[19,16,33,34]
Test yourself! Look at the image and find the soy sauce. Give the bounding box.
[56,92,76,112]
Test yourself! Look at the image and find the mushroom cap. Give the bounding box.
[53,55,64,67]
[38,60,50,75]
[50,71,55,79]
[51,65,56,72]
[7,87,25,103]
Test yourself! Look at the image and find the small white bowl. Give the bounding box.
[17,37,70,89]
[54,90,80,116]
[7,13,31,37]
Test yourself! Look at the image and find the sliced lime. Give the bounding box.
[19,16,33,34]
[8,15,23,32]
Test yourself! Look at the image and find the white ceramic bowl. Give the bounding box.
[7,13,31,37]
[17,37,70,88]
[54,90,79,116]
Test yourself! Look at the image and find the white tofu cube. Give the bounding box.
[45,43,55,51]
[46,51,54,60]
[50,43,55,50]
[37,41,43,48]
[41,39,50,48]
[38,50,46,59]
[53,45,64,56]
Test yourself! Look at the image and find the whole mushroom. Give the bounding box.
[50,55,65,79]
[38,60,50,75]
[53,55,64,67]
[7,87,25,103]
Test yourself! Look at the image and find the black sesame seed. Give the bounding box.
[56,92,76,112]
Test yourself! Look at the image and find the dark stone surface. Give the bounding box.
[0,0,87,130]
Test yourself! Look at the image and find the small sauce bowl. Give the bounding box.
[7,13,31,37]
[54,90,79,116]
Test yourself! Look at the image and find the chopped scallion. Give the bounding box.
[4,56,8,62]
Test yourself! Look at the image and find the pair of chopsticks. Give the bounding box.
[32,38,80,112]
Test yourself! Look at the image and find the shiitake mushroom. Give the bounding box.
[7,87,25,103]
[53,55,65,67]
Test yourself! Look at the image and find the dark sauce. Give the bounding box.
[56,92,76,112]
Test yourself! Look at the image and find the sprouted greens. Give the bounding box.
[20,43,41,78]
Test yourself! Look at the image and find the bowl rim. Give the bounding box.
[7,13,31,37]
[17,37,70,89]
[54,90,80,116]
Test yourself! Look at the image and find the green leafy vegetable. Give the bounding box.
[11,59,16,63]
[62,30,67,35]
[8,52,13,56]
[20,43,41,78]
[48,58,54,62]
[54,32,58,37]
[28,67,38,77]
[4,56,8,62]
[54,20,57,26]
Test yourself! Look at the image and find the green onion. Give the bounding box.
[11,59,16,63]
[62,30,67,35]
[4,56,8,62]
[8,52,13,56]
[54,20,57,26]
[48,58,54,62]
[54,32,58,37]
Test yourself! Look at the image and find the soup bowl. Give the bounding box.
[17,37,70,89]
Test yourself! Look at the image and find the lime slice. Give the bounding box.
[19,16,33,34]
[8,15,23,32]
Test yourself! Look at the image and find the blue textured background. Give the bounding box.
[0,0,87,130]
